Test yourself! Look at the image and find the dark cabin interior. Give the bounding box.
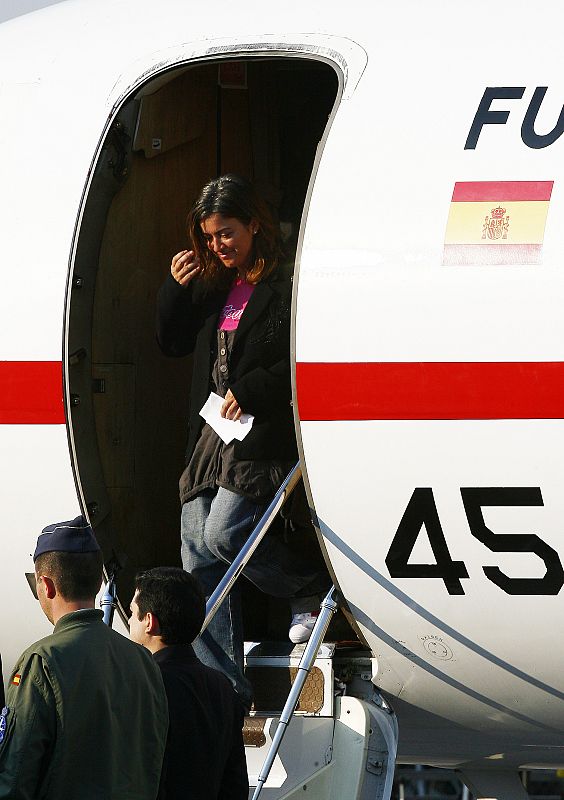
[67,56,339,640]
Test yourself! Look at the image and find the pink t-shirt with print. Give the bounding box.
[218,278,255,331]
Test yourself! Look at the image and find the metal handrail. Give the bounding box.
[198,461,338,799]
[100,571,118,626]
[201,462,302,635]
[251,587,338,800]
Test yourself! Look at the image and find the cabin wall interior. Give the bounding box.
[83,57,337,622]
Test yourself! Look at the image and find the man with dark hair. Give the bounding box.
[0,516,168,800]
[130,567,248,800]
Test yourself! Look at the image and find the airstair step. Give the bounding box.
[247,665,325,714]
[243,716,267,748]
[245,641,335,717]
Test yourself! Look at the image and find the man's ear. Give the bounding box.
[38,575,56,600]
[145,612,161,636]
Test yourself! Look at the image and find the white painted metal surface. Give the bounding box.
[293,0,564,772]
[0,0,67,24]
[1,0,563,777]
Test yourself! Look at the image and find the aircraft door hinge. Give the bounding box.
[106,119,131,183]
[366,751,386,776]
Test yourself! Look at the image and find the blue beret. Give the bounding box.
[33,515,100,562]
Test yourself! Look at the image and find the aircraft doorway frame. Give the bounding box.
[63,36,365,621]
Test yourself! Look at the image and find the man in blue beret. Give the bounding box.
[0,516,169,799]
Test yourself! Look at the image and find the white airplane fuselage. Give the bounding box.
[1,0,564,774]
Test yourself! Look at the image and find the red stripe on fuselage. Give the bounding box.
[0,362,65,423]
[6,360,563,424]
[451,181,554,202]
[296,362,564,420]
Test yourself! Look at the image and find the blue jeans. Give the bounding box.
[181,487,327,708]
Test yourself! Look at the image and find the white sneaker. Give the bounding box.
[289,612,319,644]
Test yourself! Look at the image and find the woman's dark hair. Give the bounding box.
[187,174,282,287]
[134,567,205,645]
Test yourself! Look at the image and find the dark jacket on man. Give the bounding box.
[154,643,248,800]
[0,609,168,800]
[156,266,297,465]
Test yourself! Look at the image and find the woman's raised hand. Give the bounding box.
[171,250,201,286]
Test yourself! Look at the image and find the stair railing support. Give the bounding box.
[100,570,118,627]
[251,587,338,800]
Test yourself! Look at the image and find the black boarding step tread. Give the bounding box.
[245,641,336,659]
[245,640,365,662]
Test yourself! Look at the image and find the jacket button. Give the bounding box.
[220,348,226,356]
[220,365,227,373]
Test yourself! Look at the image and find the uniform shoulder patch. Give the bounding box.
[0,707,9,744]
[11,674,21,686]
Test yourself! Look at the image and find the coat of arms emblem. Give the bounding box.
[482,205,509,240]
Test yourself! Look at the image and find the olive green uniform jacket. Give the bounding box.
[0,609,168,800]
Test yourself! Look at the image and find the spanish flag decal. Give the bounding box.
[11,675,21,686]
[443,181,553,265]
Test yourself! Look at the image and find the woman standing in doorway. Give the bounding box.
[156,175,328,709]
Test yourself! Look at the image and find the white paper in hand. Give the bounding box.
[199,392,254,445]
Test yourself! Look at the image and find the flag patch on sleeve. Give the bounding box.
[11,674,21,686]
